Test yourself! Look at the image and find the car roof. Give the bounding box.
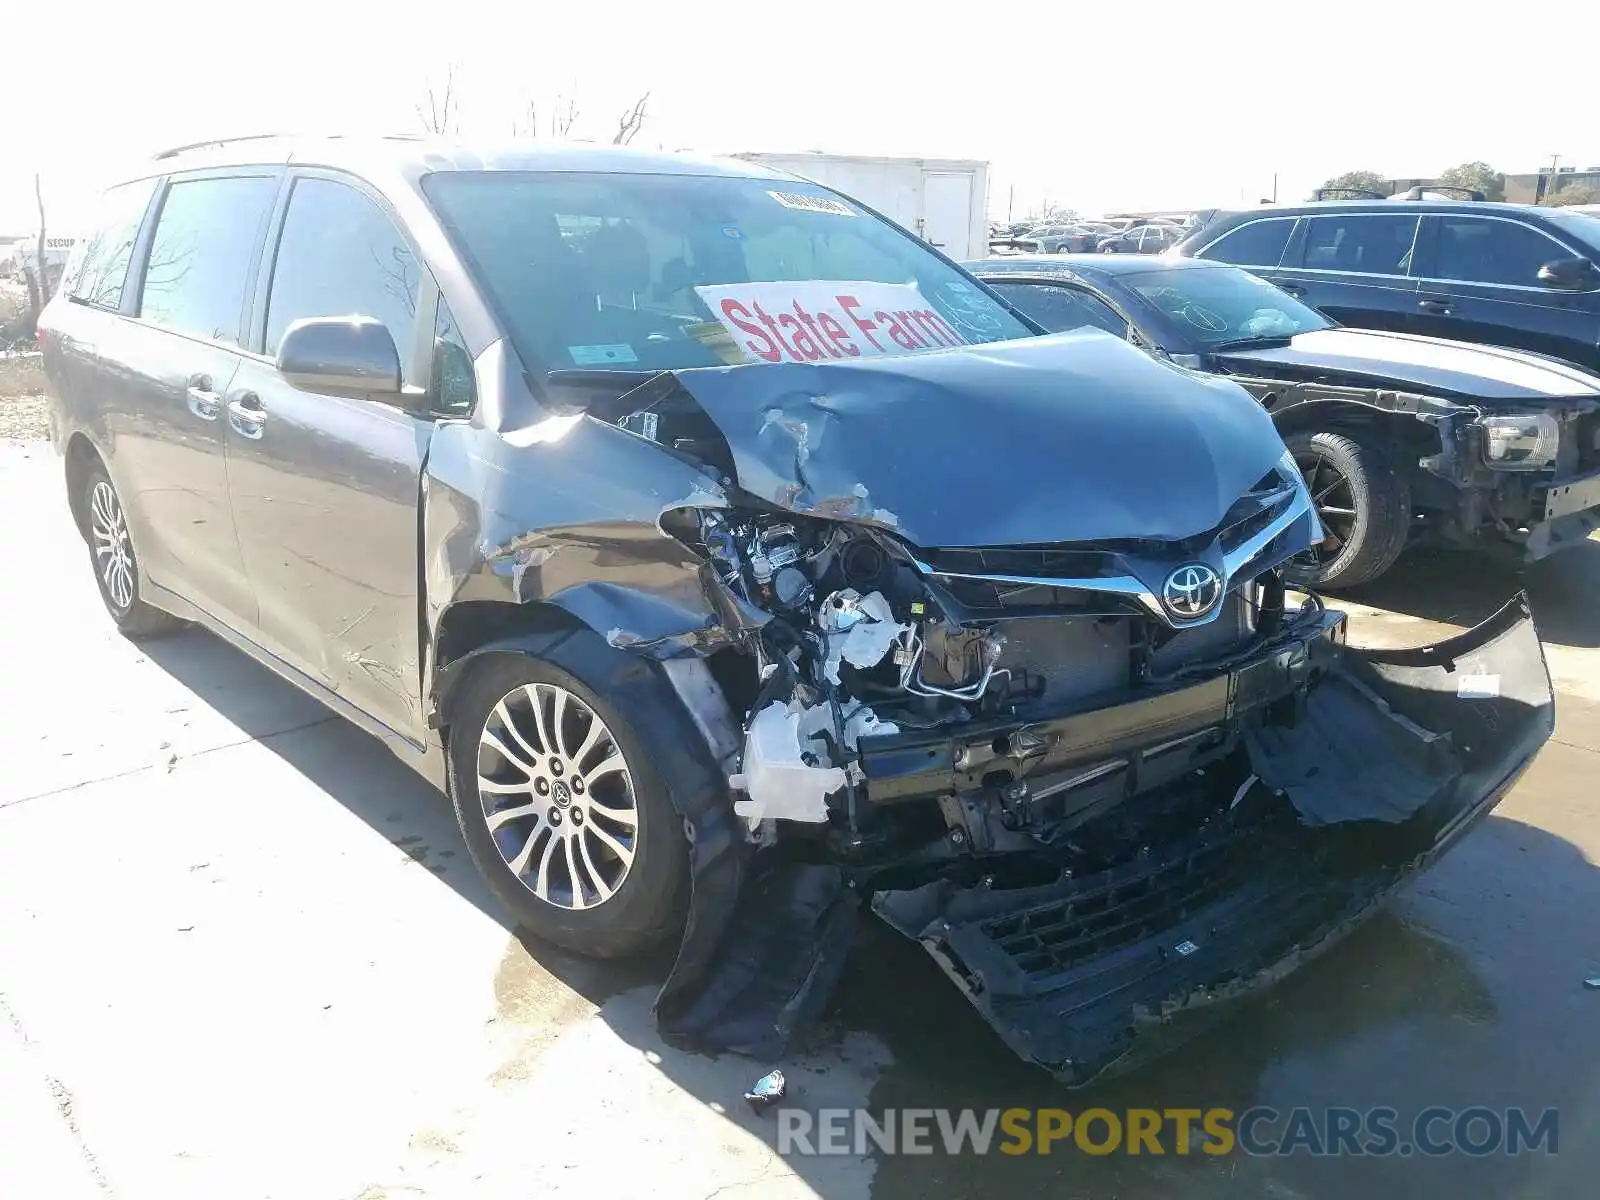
[125,134,791,184]
[966,254,1222,277]
[1206,198,1550,218]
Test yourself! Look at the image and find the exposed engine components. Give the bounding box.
[728,697,899,829]
[747,523,802,583]
[818,588,912,684]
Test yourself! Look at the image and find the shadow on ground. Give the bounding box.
[137,629,1600,1200]
[1339,540,1600,648]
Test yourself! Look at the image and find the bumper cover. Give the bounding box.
[658,596,1552,1082]
[874,595,1552,1084]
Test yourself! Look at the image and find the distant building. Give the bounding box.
[1503,168,1600,205]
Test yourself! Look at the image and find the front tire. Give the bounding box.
[1283,428,1411,590]
[447,641,690,958]
[79,463,184,638]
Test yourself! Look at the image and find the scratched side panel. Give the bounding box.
[421,406,732,698]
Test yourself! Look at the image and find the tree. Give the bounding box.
[1542,181,1600,207]
[1318,170,1389,198]
[416,64,459,135]
[1438,161,1505,202]
[612,92,649,145]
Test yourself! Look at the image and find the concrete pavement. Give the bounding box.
[3,436,1600,1199]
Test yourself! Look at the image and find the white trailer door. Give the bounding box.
[922,172,973,257]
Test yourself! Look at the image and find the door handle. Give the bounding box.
[185,375,222,421]
[227,392,267,440]
[1418,297,1455,314]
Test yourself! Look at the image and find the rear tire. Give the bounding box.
[1283,428,1411,590]
[79,462,185,639]
[446,638,691,958]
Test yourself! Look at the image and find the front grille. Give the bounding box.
[983,824,1273,977]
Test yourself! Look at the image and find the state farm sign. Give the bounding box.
[695,280,968,365]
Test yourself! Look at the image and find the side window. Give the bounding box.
[1199,219,1294,268]
[1301,214,1417,276]
[1434,218,1567,287]
[432,300,476,415]
[67,179,157,309]
[265,177,420,363]
[139,176,277,343]
[986,282,1128,337]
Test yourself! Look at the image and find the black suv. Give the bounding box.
[38,137,1551,1084]
[1173,200,1600,370]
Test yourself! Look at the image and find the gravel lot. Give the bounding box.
[3,440,1600,1200]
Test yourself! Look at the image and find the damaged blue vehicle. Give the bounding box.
[41,138,1554,1084]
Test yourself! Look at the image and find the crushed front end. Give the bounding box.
[603,341,1555,1083]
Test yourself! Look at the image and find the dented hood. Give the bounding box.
[668,332,1288,548]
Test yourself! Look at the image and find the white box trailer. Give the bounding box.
[734,152,990,262]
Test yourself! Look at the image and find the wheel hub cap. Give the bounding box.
[475,683,638,911]
[90,481,134,610]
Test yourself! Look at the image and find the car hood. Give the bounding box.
[664,331,1289,548]
[1213,327,1600,404]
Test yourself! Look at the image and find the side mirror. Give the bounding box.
[276,316,402,398]
[1536,257,1600,291]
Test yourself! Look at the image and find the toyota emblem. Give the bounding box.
[1162,563,1222,620]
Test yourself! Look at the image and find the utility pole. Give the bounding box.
[1271,172,1278,204]
[1007,184,1014,223]
[1545,153,1562,202]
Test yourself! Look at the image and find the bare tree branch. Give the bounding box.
[34,173,50,306]
[612,92,650,145]
[417,65,458,135]
[553,95,579,138]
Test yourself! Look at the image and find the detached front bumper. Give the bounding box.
[657,597,1552,1084]
[873,595,1553,1085]
[1526,463,1600,558]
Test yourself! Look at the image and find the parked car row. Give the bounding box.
[40,140,1554,1087]
[992,214,1198,256]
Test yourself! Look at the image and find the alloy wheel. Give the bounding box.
[476,682,638,910]
[90,480,135,610]
[1294,450,1359,565]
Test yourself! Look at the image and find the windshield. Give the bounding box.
[1120,264,1331,345]
[422,171,1029,373]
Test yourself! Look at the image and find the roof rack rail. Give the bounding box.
[153,133,292,160]
[151,132,427,161]
[1392,184,1487,202]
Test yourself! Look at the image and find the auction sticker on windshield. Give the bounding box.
[768,190,856,216]
[695,280,970,364]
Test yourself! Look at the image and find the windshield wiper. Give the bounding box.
[1210,335,1297,352]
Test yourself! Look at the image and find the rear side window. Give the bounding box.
[139,176,276,344]
[67,179,157,310]
[1197,218,1293,268]
[986,282,1127,337]
[264,177,420,360]
[1301,214,1417,276]
[1433,217,1568,287]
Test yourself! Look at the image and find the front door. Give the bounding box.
[1412,214,1600,369]
[224,172,437,742]
[107,172,279,630]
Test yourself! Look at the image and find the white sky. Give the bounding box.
[4,0,1597,235]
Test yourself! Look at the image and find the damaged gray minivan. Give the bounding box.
[41,138,1554,1083]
